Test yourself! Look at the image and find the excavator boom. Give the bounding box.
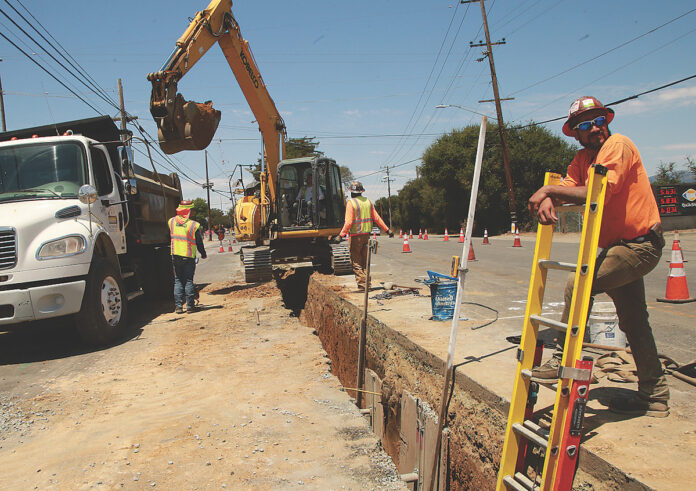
[147,0,286,172]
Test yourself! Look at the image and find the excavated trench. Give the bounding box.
[274,271,633,491]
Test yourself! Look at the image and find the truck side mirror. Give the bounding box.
[78,185,98,204]
[120,147,138,195]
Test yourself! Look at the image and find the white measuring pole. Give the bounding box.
[428,116,487,491]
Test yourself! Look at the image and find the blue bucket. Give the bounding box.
[425,271,458,321]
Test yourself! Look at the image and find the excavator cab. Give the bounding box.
[277,157,345,232]
[147,73,221,154]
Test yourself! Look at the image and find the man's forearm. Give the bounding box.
[545,185,588,205]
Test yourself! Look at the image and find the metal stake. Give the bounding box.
[356,237,377,408]
[427,117,487,491]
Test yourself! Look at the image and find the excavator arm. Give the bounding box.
[147,0,286,190]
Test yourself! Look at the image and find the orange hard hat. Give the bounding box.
[562,96,614,136]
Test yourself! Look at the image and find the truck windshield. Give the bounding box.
[0,142,87,201]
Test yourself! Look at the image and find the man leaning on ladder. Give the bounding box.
[528,96,668,417]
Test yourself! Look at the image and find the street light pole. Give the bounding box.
[0,58,7,132]
[204,150,213,241]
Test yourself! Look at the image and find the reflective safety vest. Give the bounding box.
[349,196,373,235]
[168,217,200,258]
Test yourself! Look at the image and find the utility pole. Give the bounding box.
[204,150,213,241]
[115,78,138,143]
[381,165,395,231]
[465,0,517,230]
[0,58,7,132]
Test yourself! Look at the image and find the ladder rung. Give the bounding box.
[512,422,548,449]
[529,314,567,332]
[521,368,558,389]
[523,420,549,440]
[514,472,537,490]
[557,204,584,213]
[503,475,530,491]
[538,259,576,272]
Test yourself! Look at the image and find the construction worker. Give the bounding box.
[339,181,393,291]
[168,200,207,314]
[528,96,667,417]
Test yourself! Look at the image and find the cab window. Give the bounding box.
[91,147,113,196]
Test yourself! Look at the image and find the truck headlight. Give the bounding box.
[37,235,86,259]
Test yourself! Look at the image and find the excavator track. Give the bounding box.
[330,243,352,276]
[241,246,273,283]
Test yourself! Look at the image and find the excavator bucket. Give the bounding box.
[153,93,221,154]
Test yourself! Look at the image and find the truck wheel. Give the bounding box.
[75,258,128,345]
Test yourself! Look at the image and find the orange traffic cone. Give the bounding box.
[219,243,224,253]
[372,231,377,239]
[444,228,449,241]
[424,229,429,240]
[228,239,234,252]
[468,243,476,261]
[458,228,465,243]
[409,229,413,239]
[402,236,412,253]
[482,228,490,245]
[418,228,423,239]
[512,229,522,247]
[658,239,695,303]
[399,229,403,238]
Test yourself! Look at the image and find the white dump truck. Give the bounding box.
[0,116,182,344]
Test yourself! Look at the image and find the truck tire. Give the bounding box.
[75,258,128,345]
[140,249,174,300]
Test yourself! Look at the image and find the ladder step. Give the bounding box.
[529,314,567,332]
[558,204,584,213]
[538,259,576,272]
[514,472,537,490]
[502,474,535,491]
[512,421,548,449]
[521,369,558,390]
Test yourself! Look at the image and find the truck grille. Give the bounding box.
[0,228,17,269]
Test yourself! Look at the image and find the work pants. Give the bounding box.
[555,238,668,401]
[173,255,197,310]
[349,234,370,289]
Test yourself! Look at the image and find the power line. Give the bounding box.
[509,6,696,97]
[511,73,696,130]
[0,30,102,114]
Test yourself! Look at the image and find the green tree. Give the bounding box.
[339,165,355,190]
[420,122,576,234]
[190,198,209,228]
[685,156,696,180]
[285,137,324,159]
[653,161,681,186]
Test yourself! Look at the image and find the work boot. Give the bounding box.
[174,306,184,314]
[609,392,669,418]
[531,357,561,382]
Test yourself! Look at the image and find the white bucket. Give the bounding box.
[588,302,627,348]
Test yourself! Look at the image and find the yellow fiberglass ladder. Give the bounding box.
[496,164,608,491]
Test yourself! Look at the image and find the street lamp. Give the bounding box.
[435,104,495,120]
[436,103,517,232]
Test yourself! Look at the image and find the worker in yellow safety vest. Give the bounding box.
[339,181,392,291]
[168,200,207,314]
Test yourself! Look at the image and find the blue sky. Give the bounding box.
[1,0,695,208]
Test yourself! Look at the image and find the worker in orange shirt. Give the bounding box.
[528,96,667,417]
[339,181,393,291]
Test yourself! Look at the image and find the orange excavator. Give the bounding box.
[147,0,351,282]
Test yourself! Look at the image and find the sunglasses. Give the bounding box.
[573,115,607,132]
